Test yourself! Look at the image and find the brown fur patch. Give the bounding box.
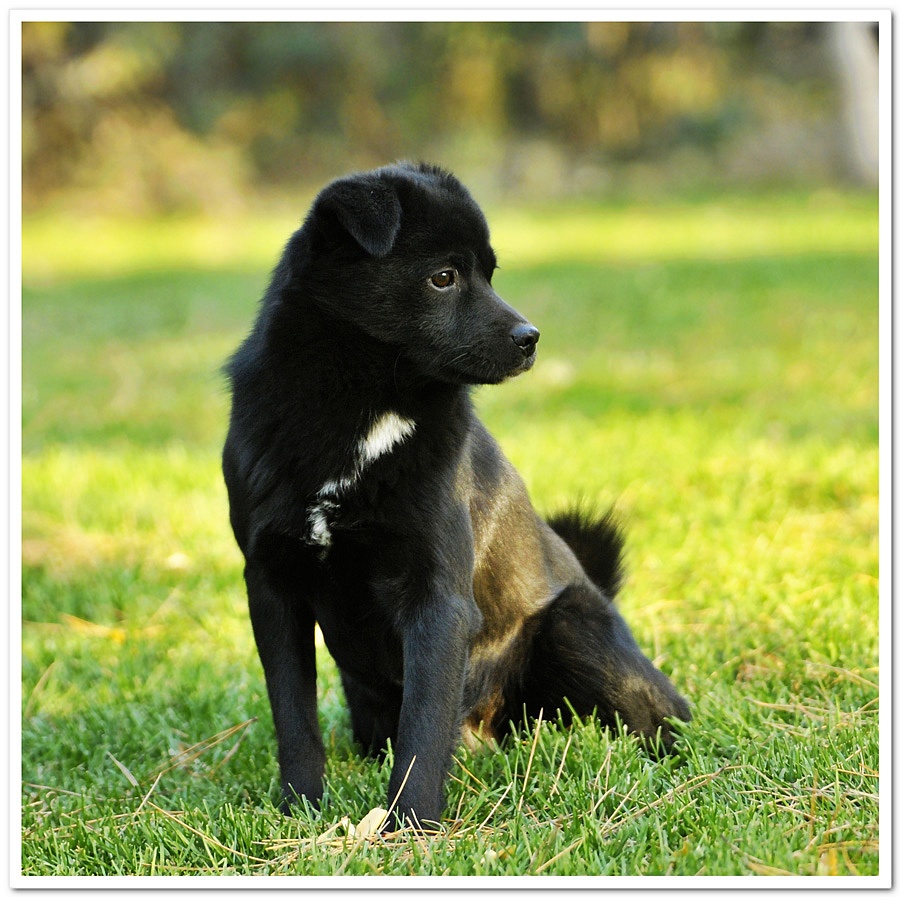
[460,690,505,752]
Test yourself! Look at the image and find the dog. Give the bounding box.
[223,162,690,830]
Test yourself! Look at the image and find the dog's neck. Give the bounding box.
[248,298,472,463]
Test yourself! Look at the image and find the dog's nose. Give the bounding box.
[511,323,540,357]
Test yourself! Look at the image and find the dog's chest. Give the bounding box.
[304,411,416,553]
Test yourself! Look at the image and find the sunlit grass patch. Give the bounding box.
[22,190,877,282]
[23,446,231,576]
[490,191,878,267]
[22,211,307,283]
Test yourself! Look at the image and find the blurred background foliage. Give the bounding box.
[22,20,879,215]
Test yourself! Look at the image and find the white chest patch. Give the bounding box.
[359,412,417,465]
[306,411,417,553]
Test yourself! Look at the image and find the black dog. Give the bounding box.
[223,163,690,829]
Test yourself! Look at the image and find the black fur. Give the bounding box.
[223,162,690,830]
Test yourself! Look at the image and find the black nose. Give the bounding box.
[510,323,540,357]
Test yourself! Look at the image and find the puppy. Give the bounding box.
[223,162,690,829]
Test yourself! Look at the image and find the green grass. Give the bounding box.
[21,190,880,878]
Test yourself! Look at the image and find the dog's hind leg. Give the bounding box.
[340,670,402,757]
[521,584,690,752]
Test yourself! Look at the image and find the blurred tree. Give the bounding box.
[20,20,875,213]
[826,22,878,187]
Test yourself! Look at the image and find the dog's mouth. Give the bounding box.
[510,351,537,377]
[452,349,537,385]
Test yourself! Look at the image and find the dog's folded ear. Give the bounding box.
[312,175,402,258]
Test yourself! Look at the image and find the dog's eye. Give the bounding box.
[430,269,456,290]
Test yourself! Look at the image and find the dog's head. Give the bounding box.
[294,162,539,385]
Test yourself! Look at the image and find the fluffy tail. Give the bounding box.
[546,506,626,598]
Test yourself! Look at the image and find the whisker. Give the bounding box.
[440,346,477,373]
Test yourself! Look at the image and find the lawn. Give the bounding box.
[20,190,881,879]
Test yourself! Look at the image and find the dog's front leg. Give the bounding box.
[387,592,477,830]
[244,562,325,814]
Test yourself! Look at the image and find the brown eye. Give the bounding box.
[430,269,456,289]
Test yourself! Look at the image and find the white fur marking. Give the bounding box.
[359,412,416,466]
[308,498,337,548]
[318,478,354,497]
[306,412,416,555]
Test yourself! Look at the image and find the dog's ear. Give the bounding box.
[313,175,402,258]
